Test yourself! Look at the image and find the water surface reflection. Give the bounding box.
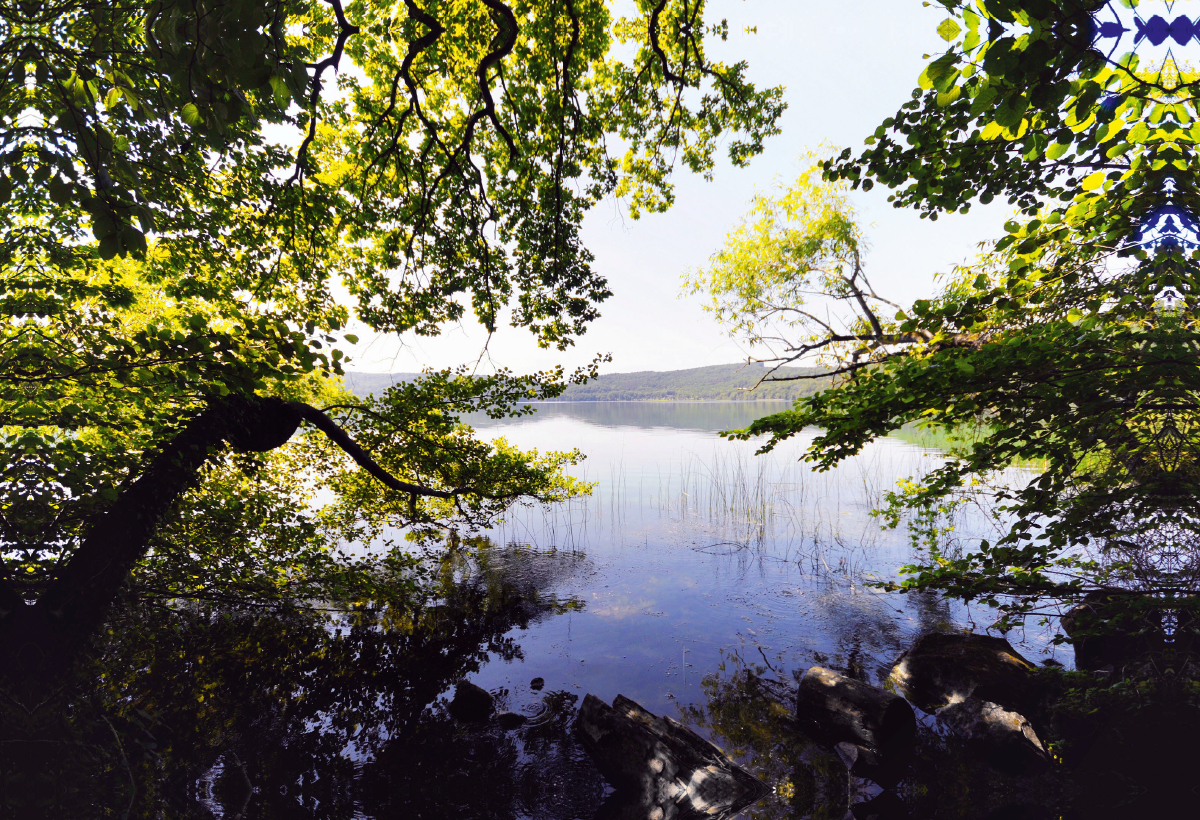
[9,402,1115,818]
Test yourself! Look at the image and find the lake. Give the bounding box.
[465,401,1065,703]
[418,401,1064,817]
[50,401,1068,819]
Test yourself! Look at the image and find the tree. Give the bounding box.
[0,0,785,677]
[694,0,1200,632]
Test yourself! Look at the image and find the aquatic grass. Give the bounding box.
[480,427,1025,589]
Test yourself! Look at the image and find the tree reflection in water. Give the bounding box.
[0,545,606,819]
[4,537,1199,818]
[5,529,1200,818]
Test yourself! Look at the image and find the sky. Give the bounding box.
[344,0,1010,376]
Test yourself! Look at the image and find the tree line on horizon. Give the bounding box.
[345,363,831,401]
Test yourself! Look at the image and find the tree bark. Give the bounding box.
[8,399,259,675]
[0,393,472,683]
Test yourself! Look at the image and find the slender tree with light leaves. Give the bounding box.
[694,0,1200,632]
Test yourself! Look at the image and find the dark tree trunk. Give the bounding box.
[0,393,462,688]
[0,397,302,681]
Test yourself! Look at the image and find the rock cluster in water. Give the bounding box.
[575,693,768,820]
[798,633,1051,788]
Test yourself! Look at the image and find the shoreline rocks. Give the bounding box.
[935,697,1051,776]
[889,633,1038,717]
[796,666,916,785]
[576,693,768,820]
[448,681,495,723]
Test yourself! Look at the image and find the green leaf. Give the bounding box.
[97,234,120,260]
[980,121,1004,140]
[919,53,959,92]
[937,18,962,42]
[122,226,148,257]
[970,84,998,116]
[1045,142,1070,160]
[269,76,291,109]
[181,103,203,126]
[937,86,962,106]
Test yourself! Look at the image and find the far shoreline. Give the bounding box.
[516,398,796,404]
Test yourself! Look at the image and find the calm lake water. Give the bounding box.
[419,401,1067,816]
[69,402,1070,819]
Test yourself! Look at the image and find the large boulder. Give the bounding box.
[1060,594,1166,673]
[576,694,767,819]
[889,633,1037,715]
[936,697,1051,776]
[796,666,916,785]
[448,681,494,723]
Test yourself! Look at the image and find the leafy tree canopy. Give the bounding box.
[695,0,1200,630]
[0,0,784,674]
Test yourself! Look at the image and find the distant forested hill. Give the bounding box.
[344,364,828,401]
[343,372,422,397]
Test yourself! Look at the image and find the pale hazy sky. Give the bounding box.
[345,0,1008,376]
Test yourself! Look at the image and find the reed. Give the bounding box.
[482,434,973,582]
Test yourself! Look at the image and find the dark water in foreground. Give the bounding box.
[15,402,1086,818]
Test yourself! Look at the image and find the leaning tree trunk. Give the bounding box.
[0,394,451,685]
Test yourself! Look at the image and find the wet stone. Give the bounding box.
[889,632,1038,715]
[448,681,494,723]
[576,693,768,819]
[796,666,915,786]
[1060,594,1169,673]
[496,712,528,731]
[936,697,1050,776]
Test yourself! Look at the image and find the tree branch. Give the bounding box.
[288,0,362,183]
[290,402,457,499]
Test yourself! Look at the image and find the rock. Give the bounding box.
[576,694,768,819]
[448,681,494,723]
[530,676,545,691]
[834,742,892,784]
[796,666,915,784]
[797,667,916,753]
[889,632,1037,715]
[496,712,527,731]
[1060,594,1164,673]
[936,697,1051,776]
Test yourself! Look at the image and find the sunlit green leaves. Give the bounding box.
[0,0,784,618]
[937,18,962,42]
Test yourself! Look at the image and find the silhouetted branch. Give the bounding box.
[289,0,362,182]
